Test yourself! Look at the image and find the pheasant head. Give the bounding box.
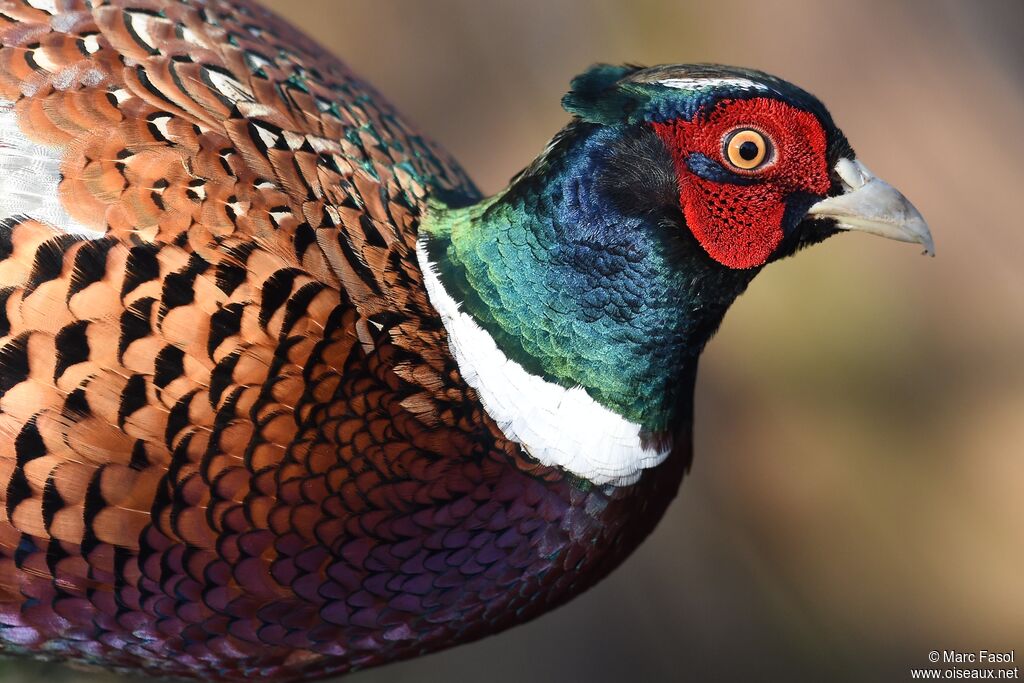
[418,64,932,486]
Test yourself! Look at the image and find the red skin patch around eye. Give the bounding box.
[651,98,830,269]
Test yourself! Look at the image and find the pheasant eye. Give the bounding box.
[724,128,770,170]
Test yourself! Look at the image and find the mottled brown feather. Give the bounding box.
[0,1,689,680]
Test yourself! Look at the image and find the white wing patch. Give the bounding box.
[26,0,57,14]
[149,113,173,140]
[251,121,280,149]
[417,238,671,487]
[0,101,105,238]
[659,77,767,92]
[203,67,255,105]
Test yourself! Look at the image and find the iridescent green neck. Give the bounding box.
[420,124,754,432]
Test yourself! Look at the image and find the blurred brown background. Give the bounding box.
[3,1,1021,681]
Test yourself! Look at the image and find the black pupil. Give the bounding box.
[738,140,760,162]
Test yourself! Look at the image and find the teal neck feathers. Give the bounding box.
[419,122,757,443]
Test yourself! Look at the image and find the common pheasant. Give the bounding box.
[0,1,932,681]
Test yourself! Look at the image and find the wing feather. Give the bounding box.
[0,0,500,675]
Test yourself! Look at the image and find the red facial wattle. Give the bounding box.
[651,98,831,269]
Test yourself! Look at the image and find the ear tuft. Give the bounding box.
[562,64,647,124]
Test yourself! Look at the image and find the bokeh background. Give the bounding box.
[2,1,1021,681]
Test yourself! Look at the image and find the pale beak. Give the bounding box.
[807,158,934,256]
